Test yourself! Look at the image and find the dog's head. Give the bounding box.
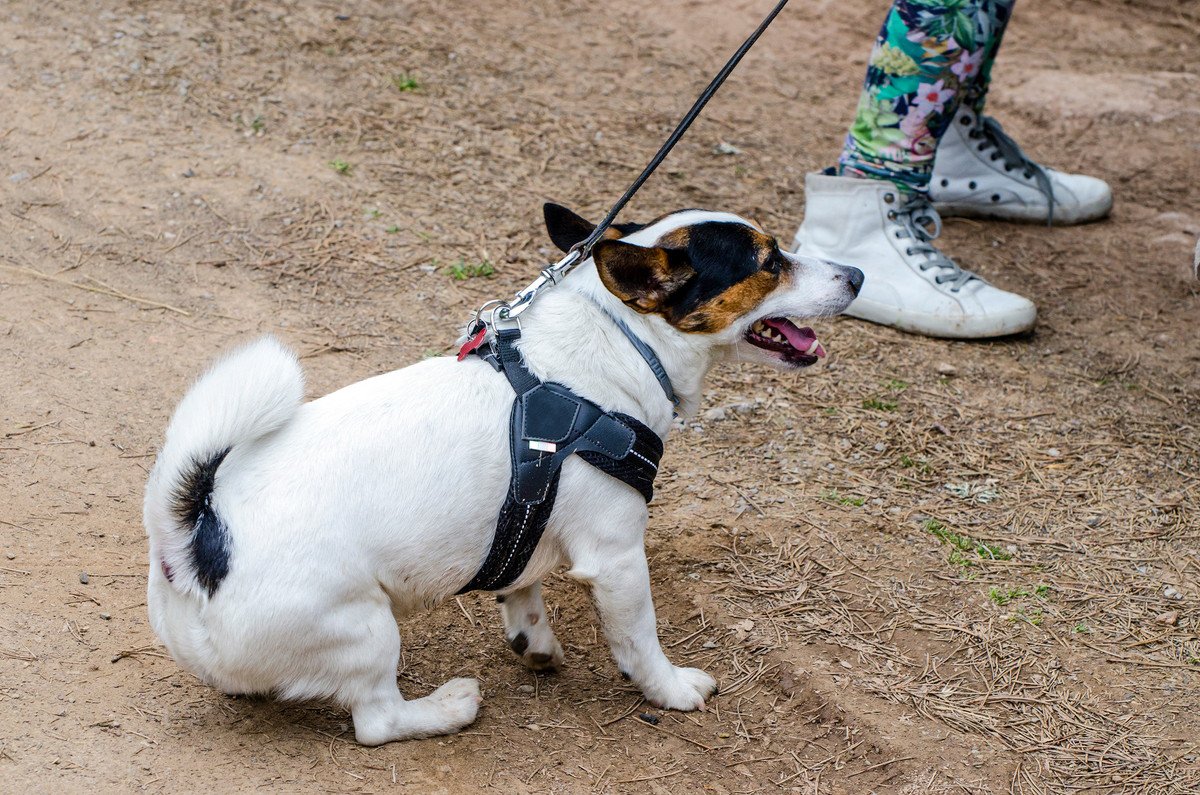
[544,203,863,369]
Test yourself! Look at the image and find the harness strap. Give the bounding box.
[492,328,539,395]
[594,304,678,410]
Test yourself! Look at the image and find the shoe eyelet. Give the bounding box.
[990,153,1000,161]
[1004,166,1013,172]
[991,194,1001,202]
[884,192,895,204]
[887,210,897,221]
[961,115,971,125]
[968,181,977,190]
[940,178,949,187]
[906,248,914,256]
[977,143,987,151]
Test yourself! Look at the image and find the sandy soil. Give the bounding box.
[2,0,1198,792]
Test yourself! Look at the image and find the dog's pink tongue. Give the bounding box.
[765,319,826,358]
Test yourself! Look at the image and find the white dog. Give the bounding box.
[144,204,863,745]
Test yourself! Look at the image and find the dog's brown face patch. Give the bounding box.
[545,204,794,333]
[672,268,782,333]
[618,221,790,333]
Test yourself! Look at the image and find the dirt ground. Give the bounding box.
[2,0,1198,792]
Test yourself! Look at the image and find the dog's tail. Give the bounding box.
[144,336,303,598]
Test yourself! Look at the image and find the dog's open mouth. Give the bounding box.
[745,317,826,366]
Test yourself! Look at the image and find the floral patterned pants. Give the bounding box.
[839,0,1016,193]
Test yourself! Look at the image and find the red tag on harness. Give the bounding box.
[457,326,487,361]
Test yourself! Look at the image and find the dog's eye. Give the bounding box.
[763,251,783,275]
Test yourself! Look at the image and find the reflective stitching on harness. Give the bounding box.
[629,449,658,470]
[496,503,533,580]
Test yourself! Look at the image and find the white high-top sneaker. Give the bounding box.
[793,172,1036,339]
[930,108,1112,225]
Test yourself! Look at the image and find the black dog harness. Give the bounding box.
[457,319,676,593]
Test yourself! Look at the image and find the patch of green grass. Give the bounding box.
[947,549,971,569]
[385,224,400,234]
[365,207,383,219]
[925,519,1011,570]
[329,159,353,176]
[234,113,265,134]
[392,74,421,92]
[447,259,495,280]
[862,398,898,411]
[1009,607,1044,626]
[988,586,1030,606]
[1074,622,1090,634]
[821,407,838,416]
[898,454,933,474]
[820,488,865,508]
[1034,584,1051,598]
[886,378,910,391]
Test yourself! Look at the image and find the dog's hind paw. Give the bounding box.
[428,677,483,732]
[642,666,718,712]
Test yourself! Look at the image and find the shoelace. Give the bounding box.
[968,114,1056,226]
[891,195,978,292]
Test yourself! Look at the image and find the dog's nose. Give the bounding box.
[839,265,865,297]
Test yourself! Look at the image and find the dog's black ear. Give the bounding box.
[544,203,595,253]
[592,239,695,313]
[544,203,647,253]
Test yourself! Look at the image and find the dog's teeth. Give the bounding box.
[753,321,767,334]
[804,338,820,355]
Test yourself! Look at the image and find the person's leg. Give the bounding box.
[838,0,1017,194]
[963,1,1018,114]
[929,2,1113,224]
[794,0,1036,340]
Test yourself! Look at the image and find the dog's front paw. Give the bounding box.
[642,666,718,711]
[507,630,564,673]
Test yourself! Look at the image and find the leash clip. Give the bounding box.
[492,247,582,324]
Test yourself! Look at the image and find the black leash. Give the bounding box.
[472,0,791,327]
[575,0,792,259]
